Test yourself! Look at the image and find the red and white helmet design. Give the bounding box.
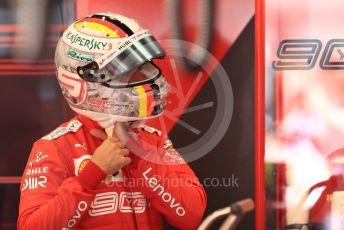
[55,13,169,126]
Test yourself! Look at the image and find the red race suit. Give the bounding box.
[18,115,207,230]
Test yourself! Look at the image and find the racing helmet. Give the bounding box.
[54,13,169,125]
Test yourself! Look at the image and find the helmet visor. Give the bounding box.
[76,33,165,83]
[101,62,161,88]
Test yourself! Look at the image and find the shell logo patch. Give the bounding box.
[73,154,92,176]
[78,159,90,174]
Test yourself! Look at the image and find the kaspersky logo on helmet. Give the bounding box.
[65,30,109,51]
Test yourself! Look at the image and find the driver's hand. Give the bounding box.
[90,128,131,175]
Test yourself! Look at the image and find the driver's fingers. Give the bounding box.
[107,136,124,148]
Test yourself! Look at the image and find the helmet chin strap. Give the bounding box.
[70,105,146,129]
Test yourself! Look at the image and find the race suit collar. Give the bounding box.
[77,114,103,131]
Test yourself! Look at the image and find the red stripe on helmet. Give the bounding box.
[142,84,154,116]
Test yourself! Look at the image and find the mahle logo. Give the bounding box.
[67,48,95,63]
